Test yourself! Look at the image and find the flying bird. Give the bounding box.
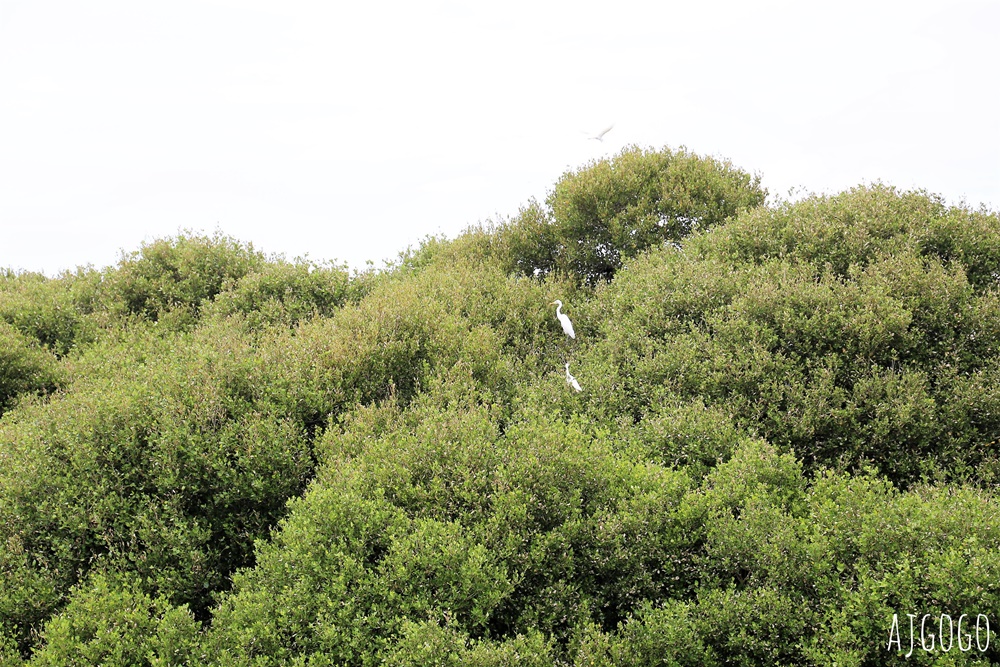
[587,124,614,142]
[565,363,582,392]
[550,300,576,339]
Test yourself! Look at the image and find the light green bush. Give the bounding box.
[29,572,200,667]
[0,623,23,667]
[385,622,554,667]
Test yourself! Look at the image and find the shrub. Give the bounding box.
[0,625,21,667]
[590,186,1000,485]
[0,322,61,415]
[0,236,577,653]
[207,387,697,664]
[568,443,1000,665]
[491,146,766,284]
[700,182,1000,290]
[100,232,267,321]
[0,323,316,648]
[0,270,100,356]
[491,200,560,279]
[29,572,200,667]
[204,259,353,329]
[385,622,554,667]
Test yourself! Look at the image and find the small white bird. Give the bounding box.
[587,124,614,142]
[550,300,576,339]
[565,363,582,392]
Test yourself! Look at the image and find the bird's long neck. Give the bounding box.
[556,303,563,317]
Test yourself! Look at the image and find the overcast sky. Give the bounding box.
[1,0,997,275]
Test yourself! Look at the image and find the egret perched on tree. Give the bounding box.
[565,363,582,392]
[550,300,576,339]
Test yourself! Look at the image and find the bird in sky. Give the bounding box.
[565,362,582,392]
[550,300,576,339]
[587,124,614,142]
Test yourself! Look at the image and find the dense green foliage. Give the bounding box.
[0,269,100,357]
[2,146,1000,664]
[493,146,766,284]
[28,573,199,667]
[584,186,1000,487]
[100,233,269,322]
[0,323,60,416]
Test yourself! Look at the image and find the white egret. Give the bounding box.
[565,363,582,392]
[550,300,576,339]
[586,124,614,142]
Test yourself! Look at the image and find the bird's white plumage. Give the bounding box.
[565,363,582,392]
[587,124,614,142]
[551,300,576,339]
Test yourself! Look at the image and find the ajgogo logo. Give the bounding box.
[888,613,991,657]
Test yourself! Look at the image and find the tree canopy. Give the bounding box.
[2,146,999,665]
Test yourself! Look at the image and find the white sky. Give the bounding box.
[1,0,997,275]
